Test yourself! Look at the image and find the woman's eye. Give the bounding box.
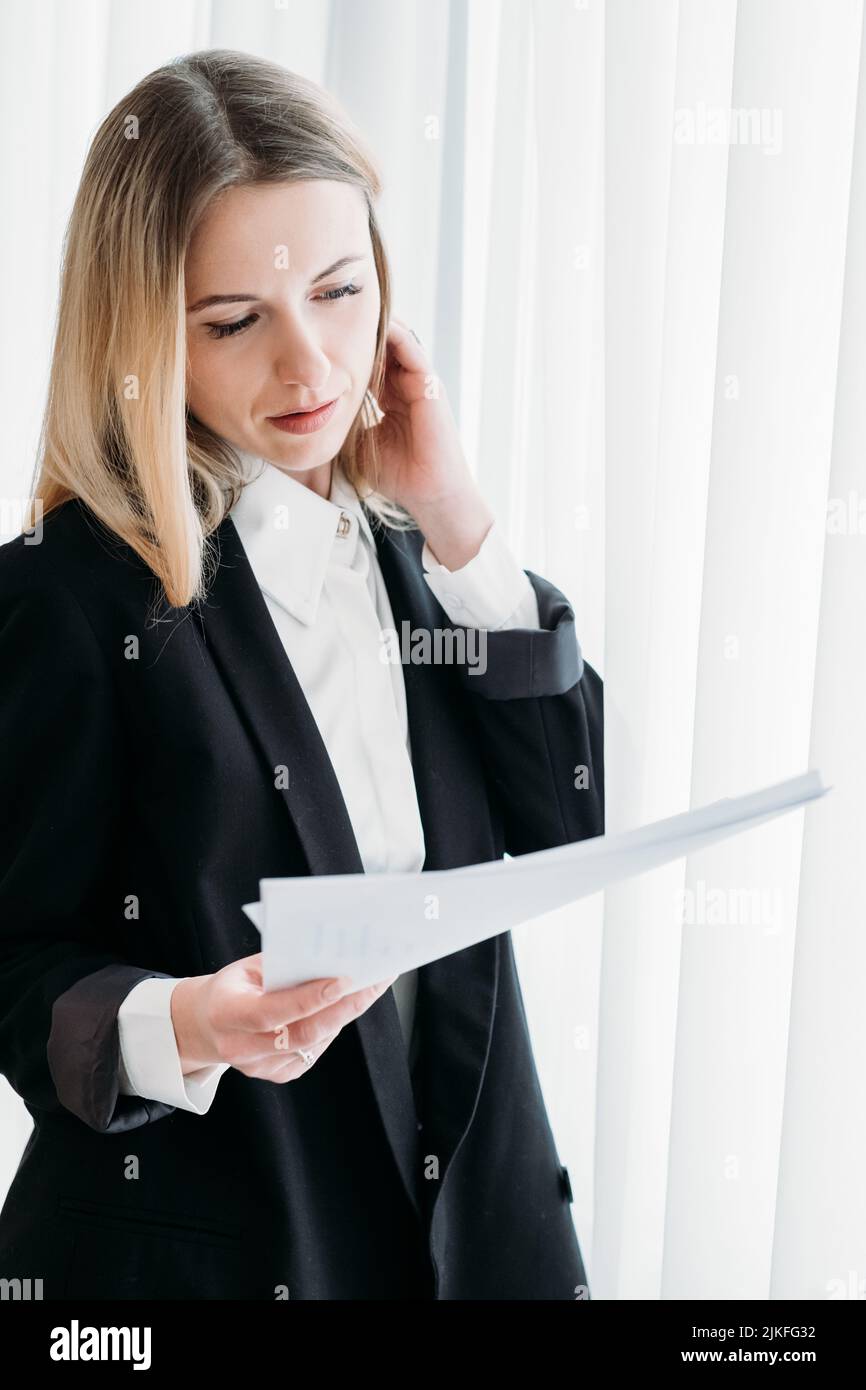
[203,284,362,340]
[206,313,258,340]
[314,282,363,304]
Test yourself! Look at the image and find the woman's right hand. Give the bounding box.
[170,952,397,1083]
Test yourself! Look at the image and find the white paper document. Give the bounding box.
[243,769,829,993]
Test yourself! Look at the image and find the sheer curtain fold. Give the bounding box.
[771,1,866,1302]
[1,0,863,1302]
[663,0,862,1301]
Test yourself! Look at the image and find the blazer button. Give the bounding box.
[559,1164,574,1203]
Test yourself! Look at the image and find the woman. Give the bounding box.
[0,49,603,1300]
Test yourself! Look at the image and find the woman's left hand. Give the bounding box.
[372,316,495,570]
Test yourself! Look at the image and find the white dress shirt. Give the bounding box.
[116,452,541,1114]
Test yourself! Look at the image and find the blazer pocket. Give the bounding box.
[56,1198,251,1300]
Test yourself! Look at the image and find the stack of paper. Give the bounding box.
[242,770,829,993]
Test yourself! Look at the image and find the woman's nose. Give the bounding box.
[273,321,331,389]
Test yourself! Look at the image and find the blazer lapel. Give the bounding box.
[199,507,501,1223]
[197,515,422,1220]
[367,515,500,1211]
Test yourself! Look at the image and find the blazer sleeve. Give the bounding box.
[0,577,176,1132]
[452,568,604,856]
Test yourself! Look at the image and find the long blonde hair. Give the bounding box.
[28,49,413,608]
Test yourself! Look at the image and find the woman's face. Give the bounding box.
[185,179,381,490]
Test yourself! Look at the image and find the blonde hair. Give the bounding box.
[27,49,414,608]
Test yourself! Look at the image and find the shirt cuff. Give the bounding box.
[116,976,229,1115]
[421,521,542,630]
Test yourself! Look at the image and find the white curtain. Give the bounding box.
[602,0,865,1302]
[1,0,863,1302]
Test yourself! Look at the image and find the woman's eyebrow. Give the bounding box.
[186,253,367,314]
[310,253,366,284]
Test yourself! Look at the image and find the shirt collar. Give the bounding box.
[228,450,378,626]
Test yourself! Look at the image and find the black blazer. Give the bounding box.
[0,494,604,1300]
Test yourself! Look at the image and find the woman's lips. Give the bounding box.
[267,398,339,434]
